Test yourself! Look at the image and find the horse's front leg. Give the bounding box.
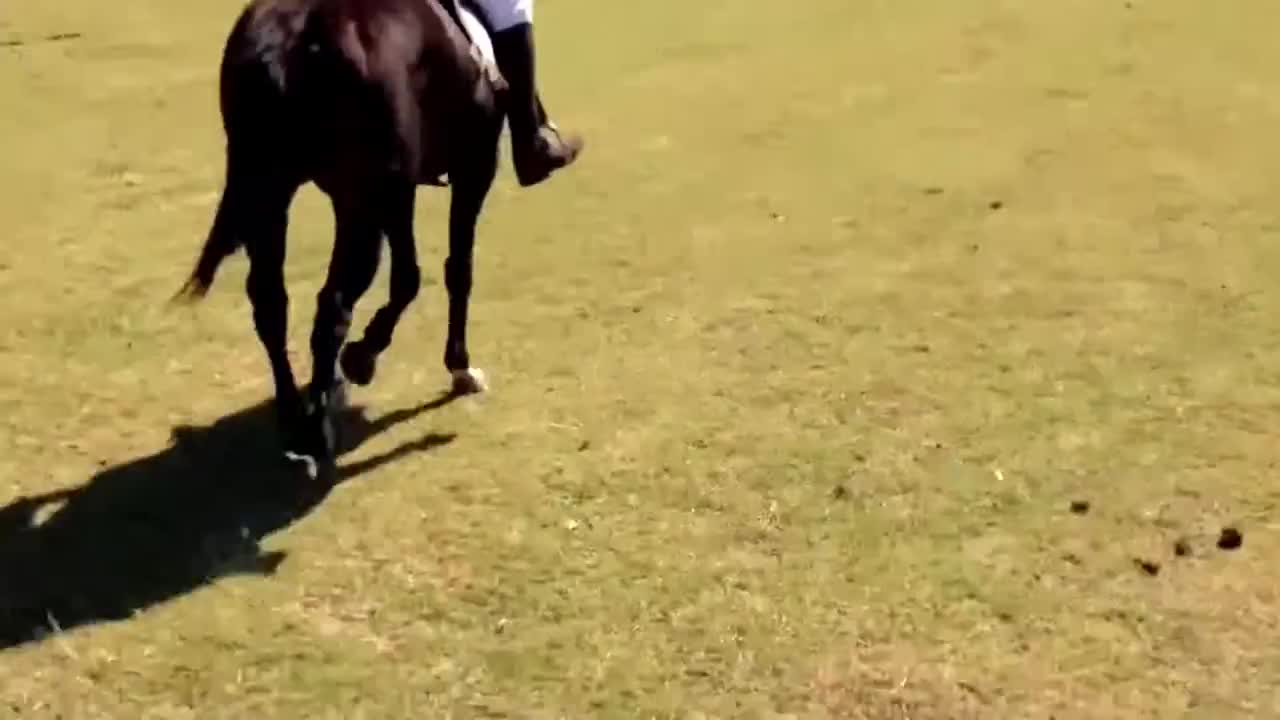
[340,183,421,387]
[231,166,307,458]
[443,157,497,395]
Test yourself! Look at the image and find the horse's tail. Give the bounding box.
[174,1,291,305]
[172,170,242,303]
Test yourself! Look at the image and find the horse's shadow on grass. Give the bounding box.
[0,391,461,651]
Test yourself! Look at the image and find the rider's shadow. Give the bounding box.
[0,392,460,650]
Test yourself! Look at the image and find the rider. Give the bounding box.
[471,0,583,187]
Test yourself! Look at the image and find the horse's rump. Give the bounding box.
[218,0,504,188]
[221,0,501,116]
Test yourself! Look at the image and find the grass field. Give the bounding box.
[4,0,1280,716]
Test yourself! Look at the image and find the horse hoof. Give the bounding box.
[282,450,338,483]
[283,451,320,481]
[340,342,378,386]
[451,367,488,395]
[281,397,340,480]
[283,418,338,481]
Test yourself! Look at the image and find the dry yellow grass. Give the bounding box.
[3,0,1280,717]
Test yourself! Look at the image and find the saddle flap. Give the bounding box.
[456,5,505,90]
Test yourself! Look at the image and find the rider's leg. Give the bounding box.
[471,0,583,187]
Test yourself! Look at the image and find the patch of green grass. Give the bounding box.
[4,0,1280,717]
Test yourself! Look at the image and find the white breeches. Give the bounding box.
[472,0,534,31]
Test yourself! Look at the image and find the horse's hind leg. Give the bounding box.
[303,193,385,464]
[339,182,420,387]
[235,163,305,454]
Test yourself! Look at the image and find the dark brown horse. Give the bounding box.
[175,0,506,476]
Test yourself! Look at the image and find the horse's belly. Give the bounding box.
[415,110,453,183]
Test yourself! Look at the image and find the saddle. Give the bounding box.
[423,0,504,187]
[441,0,503,88]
